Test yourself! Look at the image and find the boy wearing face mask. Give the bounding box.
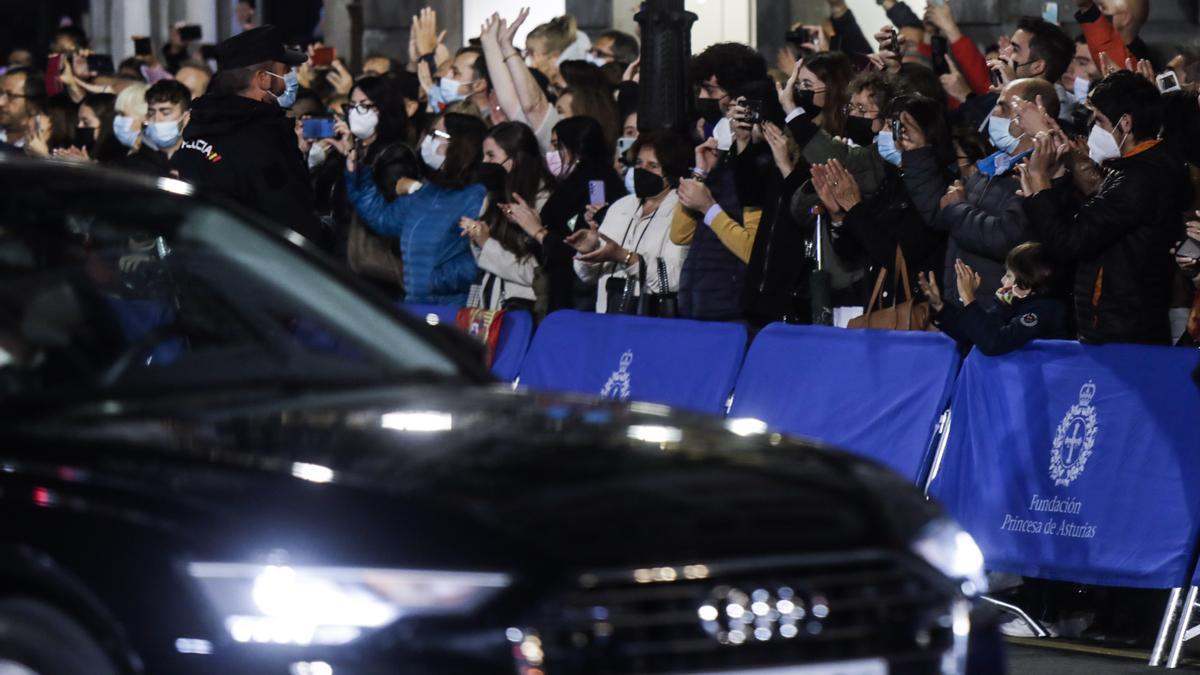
[118,80,190,177]
[921,243,1067,355]
[1020,71,1192,345]
[172,26,325,250]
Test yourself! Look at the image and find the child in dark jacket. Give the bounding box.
[920,242,1067,355]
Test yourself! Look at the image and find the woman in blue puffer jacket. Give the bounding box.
[346,113,489,306]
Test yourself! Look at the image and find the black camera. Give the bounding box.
[743,99,764,125]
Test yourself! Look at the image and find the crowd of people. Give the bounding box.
[2,0,1200,353]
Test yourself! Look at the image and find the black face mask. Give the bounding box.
[633,168,666,200]
[794,89,822,118]
[473,161,509,198]
[696,98,724,125]
[73,126,96,153]
[844,116,877,146]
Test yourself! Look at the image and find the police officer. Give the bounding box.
[172,26,326,248]
[920,243,1068,356]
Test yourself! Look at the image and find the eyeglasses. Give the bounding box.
[842,103,879,118]
[343,102,378,115]
[0,91,26,101]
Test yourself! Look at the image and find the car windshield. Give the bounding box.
[0,170,461,404]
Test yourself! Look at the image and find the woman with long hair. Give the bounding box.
[458,121,554,311]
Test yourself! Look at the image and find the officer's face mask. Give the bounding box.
[265,68,299,108]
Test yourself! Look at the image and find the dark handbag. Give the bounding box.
[847,245,933,331]
[604,257,677,318]
[346,217,404,290]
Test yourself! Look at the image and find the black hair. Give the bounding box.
[802,51,856,137]
[435,112,488,189]
[598,30,640,65]
[691,42,768,94]
[371,143,423,202]
[363,54,402,75]
[850,70,899,114]
[896,63,944,106]
[554,115,610,169]
[630,129,691,185]
[485,121,555,206]
[952,125,994,164]
[1161,89,1200,167]
[463,49,492,92]
[1016,16,1075,84]
[1006,242,1056,295]
[353,75,409,148]
[43,95,77,152]
[117,57,145,79]
[889,95,956,169]
[80,93,122,162]
[2,67,46,106]
[145,79,192,109]
[1089,70,1162,142]
[53,25,90,50]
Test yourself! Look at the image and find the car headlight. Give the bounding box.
[911,519,987,597]
[187,563,510,646]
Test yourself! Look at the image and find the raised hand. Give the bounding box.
[918,271,944,312]
[328,59,353,96]
[694,137,719,174]
[941,57,971,103]
[677,178,717,213]
[413,7,439,56]
[501,193,545,238]
[500,7,530,51]
[762,122,795,177]
[899,111,927,151]
[825,159,863,211]
[811,164,846,221]
[954,258,982,305]
[778,61,802,115]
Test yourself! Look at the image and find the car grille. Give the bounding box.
[516,550,959,675]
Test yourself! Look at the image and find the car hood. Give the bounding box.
[4,385,942,574]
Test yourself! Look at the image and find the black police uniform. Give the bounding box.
[932,295,1068,356]
[171,26,325,248]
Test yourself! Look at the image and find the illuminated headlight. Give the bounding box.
[911,519,987,597]
[188,563,510,646]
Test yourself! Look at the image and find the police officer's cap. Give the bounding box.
[216,25,307,71]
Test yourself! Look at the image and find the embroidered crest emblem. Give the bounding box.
[1050,381,1099,487]
[1020,313,1039,328]
[600,350,634,401]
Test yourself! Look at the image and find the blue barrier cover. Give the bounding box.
[518,310,748,415]
[491,310,533,383]
[729,324,961,483]
[400,304,532,382]
[930,341,1200,589]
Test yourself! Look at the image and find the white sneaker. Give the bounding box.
[999,616,1058,638]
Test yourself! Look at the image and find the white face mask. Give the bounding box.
[349,108,379,140]
[585,52,609,67]
[1073,76,1091,102]
[421,134,447,170]
[545,150,568,177]
[307,142,327,170]
[712,117,734,152]
[1087,120,1124,164]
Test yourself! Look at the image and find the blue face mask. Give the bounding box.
[875,130,902,167]
[987,114,1023,154]
[113,115,139,148]
[976,148,1033,177]
[624,166,636,195]
[438,77,473,105]
[143,120,182,150]
[267,68,299,108]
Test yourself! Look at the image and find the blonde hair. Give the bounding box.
[527,15,577,55]
[115,82,149,118]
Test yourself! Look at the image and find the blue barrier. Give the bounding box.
[929,341,1200,590]
[518,310,748,415]
[399,304,532,382]
[729,324,961,483]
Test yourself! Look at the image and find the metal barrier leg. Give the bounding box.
[980,595,1050,638]
[1167,586,1199,668]
[923,409,952,495]
[1151,587,1183,666]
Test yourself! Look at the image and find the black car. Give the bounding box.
[0,160,999,675]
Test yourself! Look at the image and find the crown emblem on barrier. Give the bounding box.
[600,350,634,401]
[1049,380,1099,487]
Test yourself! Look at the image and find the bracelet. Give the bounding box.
[690,166,709,179]
[535,227,549,240]
[622,250,634,266]
[504,51,522,63]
